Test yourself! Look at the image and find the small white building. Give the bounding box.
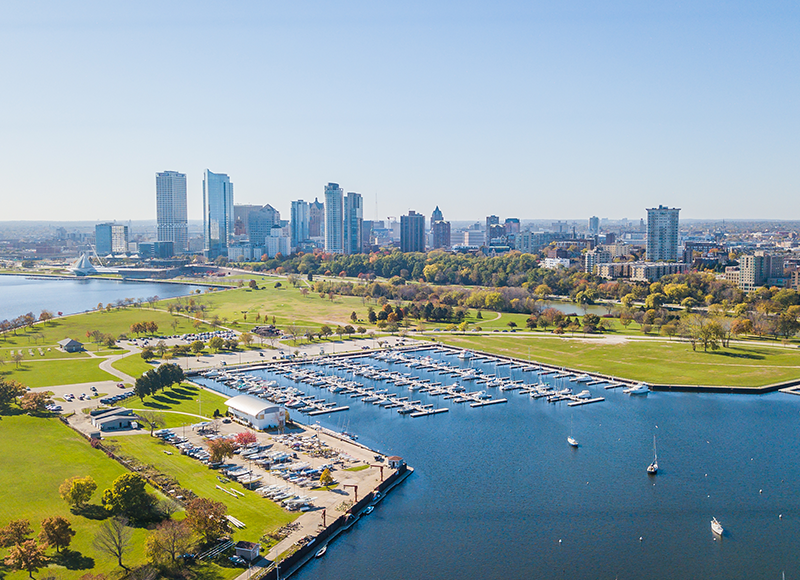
[225,394,285,430]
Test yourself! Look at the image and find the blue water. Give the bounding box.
[199,349,800,580]
[0,275,205,322]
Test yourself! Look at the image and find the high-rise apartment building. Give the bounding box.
[248,206,281,246]
[290,200,311,250]
[309,198,325,238]
[324,183,344,253]
[504,218,520,234]
[95,223,128,255]
[344,192,363,255]
[401,210,426,252]
[646,205,680,262]
[203,170,234,260]
[588,216,600,235]
[155,171,188,252]
[432,220,451,249]
[486,215,500,232]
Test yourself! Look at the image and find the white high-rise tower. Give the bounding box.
[156,171,188,252]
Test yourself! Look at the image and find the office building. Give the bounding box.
[401,210,426,252]
[139,241,174,260]
[486,215,500,232]
[203,170,234,259]
[344,192,363,255]
[248,205,281,247]
[290,200,311,250]
[95,223,128,255]
[646,205,680,261]
[737,252,785,292]
[324,183,344,253]
[431,206,443,227]
[432,220,451,249]
[309,198,325,238]
[504,218,520,234]
[234,204,279,238]
[155,171,188,252]
[265,227,292,259]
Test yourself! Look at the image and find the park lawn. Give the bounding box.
[111,353,155,380]
[0,345,92,361]
[435,334,800,387]
[0,358,117,388]
[0,414,151,579]
[108,435,297,544]
[124,383,231,424]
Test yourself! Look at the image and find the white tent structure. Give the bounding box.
[69,252,117,276]
[225,394,285,430]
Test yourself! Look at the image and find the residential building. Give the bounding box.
[543,257,571,269]
[588,216,600,235]
[401,210,425,252]
[344,192,363,255]
[737,252,785,292]
[309,197,325,238]
[155,171,188,252]
[646,205,680,261]
[432,220,451,249]
[290,200,310,250]
[265,226,292,258]
[596,261,688,281]
[486,215,500,233]
[95,223,128,255]
[324,183,344,254]
[203,170,234,260]
[584,247,612,273]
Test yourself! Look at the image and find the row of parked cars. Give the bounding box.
[99,391,134,405]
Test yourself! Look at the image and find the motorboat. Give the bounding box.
[624,383,649,395]
[315,546,327,558]
[575,389,592,399]
[457,350,472,360]
[363,505,374,515]
[647,435,658,474]
[711,517,723,536]
[567,436,579,448]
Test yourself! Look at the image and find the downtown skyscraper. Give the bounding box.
[203,169,234,260]
[324,183,344,254]
[155,171,188,252]
[290,200,311,250]
[343,191,363,255]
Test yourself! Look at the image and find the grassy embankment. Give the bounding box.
[124,383,230,428]
[435,334,800,387]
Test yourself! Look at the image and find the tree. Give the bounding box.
[140,346,155,361]
[20,391,53,413]
[319,468,334,490]
[94,517,132,570]
[0,378,26,408]
[59,476,97,509]
[0,519,33,547]
[11,351,24,368]
[101,473,155,518]
[38,516,75,553]
[190,340,205,354]
[248,279,258,289]
[4,539,47,578]
[145,520,194,569]
[234,431,258,447]
[184,498,230,544]
[319,325,332,340]
[240,332,253,348]
[208,336,224,352]
[350,311,358,322]
[155,341,168,357]
[138,411,166,436]
[207,438,236,463]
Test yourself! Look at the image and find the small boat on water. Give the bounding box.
[647,435,658,475]
[567,436,579,448]
[457,350,472,360]
[363,505,374,515]
[624,383,649,395]
[315,546,327,558]
[711,517,724,536]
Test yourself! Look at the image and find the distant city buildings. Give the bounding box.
[203,169,234,260]
[725,251,785,292]
[400,210,425,252]
[588,216,600,235]
[646,205,680,261]
[431,206,443,227]
[95,223,128,255]
[155,171,188,252]
[432,219,451,250]
[309,198,325,238]
[324,183,344,254]
[343,192,363,255]
[248,205,281,246]
[290,200,310,250]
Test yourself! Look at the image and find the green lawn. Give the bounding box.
[0,414,150,579]
[111,353,155,380]
[123,383,231,426]
[108,435,296,544]
[0,358,118,388]
[435,334,800,387]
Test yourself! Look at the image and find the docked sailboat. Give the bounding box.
[647,435,658,474]
[457,350,472,360]
[711,517,723,536]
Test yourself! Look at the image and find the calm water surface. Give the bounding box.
[0,275,204,321]
[201,349,800,580]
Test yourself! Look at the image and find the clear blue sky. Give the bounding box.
[1,1,797,222]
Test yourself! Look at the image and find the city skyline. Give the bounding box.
[2,2,798,222]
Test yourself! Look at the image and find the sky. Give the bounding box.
[1,1,798,223]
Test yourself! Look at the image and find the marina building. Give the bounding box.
[225,394,285,430]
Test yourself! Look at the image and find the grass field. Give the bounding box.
[108,435,297,544]
[0,414,150,579]
[0,358,118,388]
[435,334,800,387]
[111,353,155,379]
[124,383,231,426]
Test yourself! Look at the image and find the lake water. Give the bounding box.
[199,348,800,580]
[0,275,205,322]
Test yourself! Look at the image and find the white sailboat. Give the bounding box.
[711,517,723,536]
[647,435,658,474]
[567,414,579,447]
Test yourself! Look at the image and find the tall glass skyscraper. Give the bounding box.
[344,192,363,255]
[290,200,310,250]
[324,183,344,254]
[203,170,234,259]
[156,171,188,252]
